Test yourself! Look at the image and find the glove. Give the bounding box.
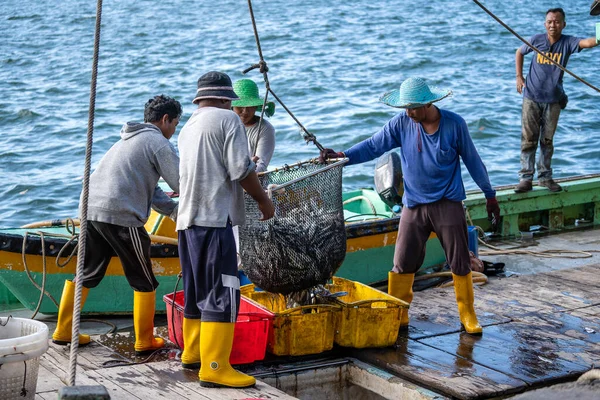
[318,148,345,164]
[486,197,501,231]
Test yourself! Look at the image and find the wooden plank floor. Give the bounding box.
[36,340,298,399]
[352,263,600,400]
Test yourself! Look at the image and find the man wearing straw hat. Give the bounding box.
[176,71,274,388]
[320,77,501,335]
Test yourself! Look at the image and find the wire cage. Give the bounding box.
[239,159,347,294]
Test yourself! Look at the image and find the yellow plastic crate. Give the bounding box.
[326,276,409,348]
[240,284,340,356]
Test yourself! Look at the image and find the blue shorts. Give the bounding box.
[178,223,240,323]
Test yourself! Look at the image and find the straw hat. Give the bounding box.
[192,71,239,104]
[379,77,452,109]
[231,79,275,117]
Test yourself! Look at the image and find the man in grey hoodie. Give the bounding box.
[52,95,181,356]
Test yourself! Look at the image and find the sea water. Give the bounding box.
[1,0,599,227]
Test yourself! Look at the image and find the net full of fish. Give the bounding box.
[239,159,347,295]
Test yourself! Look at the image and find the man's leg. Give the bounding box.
[430,200,482,335]
[389,205,432,329]
[52,221,111,345]
[178,229,201,369]
[193,223,255,388]
[93,222,163,355]
[538,102,562,192]
[516,98,542,192]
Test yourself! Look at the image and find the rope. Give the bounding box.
[21,232,60,314]
[464,207,600,259]
[244,0,325,151]
[101,349,170,368]
[414,271,489,288]
[472,0,600,93]
[68,0,103,386]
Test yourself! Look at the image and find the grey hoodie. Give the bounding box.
[84,122,180,227]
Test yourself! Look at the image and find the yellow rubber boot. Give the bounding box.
[199,322,256,388]
[388,271,414,329]
[453,272,483,335]
[181,318,201,369]
[52,280,91,346]
[133,291,165,355]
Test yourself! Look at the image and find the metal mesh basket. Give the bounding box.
[239,159,347,294]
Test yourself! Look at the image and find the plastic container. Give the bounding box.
[325,277,409,348]
[240,284,341,356]
[468,225,479,258]
[0,316,49,400]
[163,291,274,364]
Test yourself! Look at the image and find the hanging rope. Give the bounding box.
[68,0,103,387]
[472,0,600,93]
[21,232,56,319]
[244,0,325,152]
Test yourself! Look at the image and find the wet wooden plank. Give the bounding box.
[517,310,600,345]
[419,323,593,386]
[36,393,56,400]
[48,339,134,371]
[571,304,600,318]
[35,362,66,392]
[94,362,210,400]
[41,345,143,400]
[94,361,297,400]
[470,270,599,319]
[406,286,511,340]
[350,337,526,400]
[537,264,600,294]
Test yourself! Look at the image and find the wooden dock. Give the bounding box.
[37,340,297,399]
[27,229,600,399]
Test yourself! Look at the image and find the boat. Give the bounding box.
[2,168,600,314]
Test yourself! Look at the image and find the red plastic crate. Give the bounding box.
[163,290,274,365]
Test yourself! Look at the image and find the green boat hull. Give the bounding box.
[0,270,181,315]
[3,173,600,314]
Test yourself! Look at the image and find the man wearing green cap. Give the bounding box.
[321,77,500,335]
[232,79,276,173]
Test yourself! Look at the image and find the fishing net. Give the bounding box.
[239,159,347,295]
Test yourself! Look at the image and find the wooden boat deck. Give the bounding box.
[30,228,600,399]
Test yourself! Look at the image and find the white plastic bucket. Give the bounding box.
[0,317,49,400]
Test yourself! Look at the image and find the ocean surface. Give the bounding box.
[1,0,599,227]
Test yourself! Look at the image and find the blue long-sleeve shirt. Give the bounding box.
[344,108,495,208]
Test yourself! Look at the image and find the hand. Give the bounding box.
[486,197,501,231]
[169,204,178,223]
[516,76,525,94]
[318,148,345,164]
[251,155,260,163]
[258,197,275,221]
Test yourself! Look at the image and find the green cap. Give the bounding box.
[596,22,600,44]
[231,79,275,117]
